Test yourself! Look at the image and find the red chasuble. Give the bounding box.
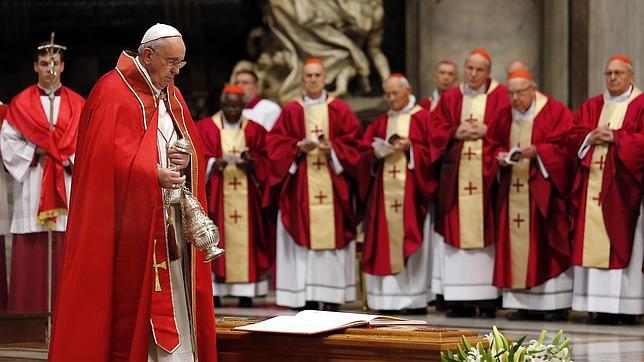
[196,116,274,283]
[49,52,217,361]
[569,92,644,270]
[358,107,436,275]
[4,85,84,226]
[429,81,511,248]
[265,98,362,249]
[488,94,575,288]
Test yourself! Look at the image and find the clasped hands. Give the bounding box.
[298,138,333,155]
[588,126,614,146]
[454,117,488,141]
[158,148,189,189]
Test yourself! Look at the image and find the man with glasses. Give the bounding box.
[1,41,84,314]
[234,70,281,131]
[568,54,644,325]
[49,24,217,360]
[197,84,272,309]
[429,49,510,318]
[489,69,574,321]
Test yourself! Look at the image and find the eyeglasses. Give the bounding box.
[604,70,630,77]
[148,47,187,69]
[507,85,533,97]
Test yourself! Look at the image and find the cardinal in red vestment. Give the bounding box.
[265,57,362,310]
[568,54,644,324]
[197,84,273,308]
[488,69,575,320]
[358,73,436,313]
[428,49,511,318]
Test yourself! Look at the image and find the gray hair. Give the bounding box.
[382,76,411,90]
[137,38,167,55]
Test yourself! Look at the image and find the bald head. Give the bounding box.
[302,62,326,99]
[605,58,634,96]
[383,76,412,112]
[506,59,529,75]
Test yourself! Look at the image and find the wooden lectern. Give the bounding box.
[216,316,488,361]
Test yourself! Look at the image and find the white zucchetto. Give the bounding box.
[140,23,182,44]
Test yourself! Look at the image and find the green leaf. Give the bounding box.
[457,344,467,359]
[557,337,572,352]
[552,329,563,345]
[462,335,473,351]
[537,329,546,345]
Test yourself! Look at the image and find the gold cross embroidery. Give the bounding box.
[153,239,168,292]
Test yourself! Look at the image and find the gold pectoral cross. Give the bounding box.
[153,239,168,292]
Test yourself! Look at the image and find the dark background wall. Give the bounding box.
[0,0,405,118]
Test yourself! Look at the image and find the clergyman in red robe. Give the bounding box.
[49,24,217,361]
[265,57,362,311]
[569,54,643,325]
[488,69,574,321]
[358,73,436,314]
[428,48,511,318]
[197,84,273,308]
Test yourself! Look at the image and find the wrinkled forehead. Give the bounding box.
[437,62,457,73]
[157,37,186,57]
[605,59,632,72]
[465,54,490,69]
[303,63,325,75]
[384,77,407,91]
[507,77,532,91]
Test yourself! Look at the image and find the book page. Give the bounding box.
[233,315,367,335]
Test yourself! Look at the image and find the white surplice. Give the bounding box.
[243,98,281,131]
[572,202,643,315]
[1,93,71,233]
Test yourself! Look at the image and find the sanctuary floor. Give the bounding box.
[0,293,640,361]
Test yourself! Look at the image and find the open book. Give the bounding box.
[233,310,428,335]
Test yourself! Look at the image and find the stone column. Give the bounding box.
[588,0,644,96]
[406,0,542,99]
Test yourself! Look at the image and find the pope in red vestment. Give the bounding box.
[49,31,217,360]
[197,85,273,300]
[487,71,574,309]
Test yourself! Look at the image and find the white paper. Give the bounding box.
[372,137,393,159]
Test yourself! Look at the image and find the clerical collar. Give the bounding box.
[388,95,417,117]
[134,56,162,98]
[463,82,487,95]
[512,98,536,121]
[604,84,633,103]
[37,83,62,96]
[222,113,242,129]
[303,91,327,106]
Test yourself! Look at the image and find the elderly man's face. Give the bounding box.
[221,93,244,123]
[605,59,633,96]
[34,53,64,89]
[142,37,186,89]
[234,72,258,102]
[383,77,411,112]
[464,54,491,90]
[433,63,457,91]
[507,78,536,112]
[302,63,326,98]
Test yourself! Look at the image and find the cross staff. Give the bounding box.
[37,31,66,345]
